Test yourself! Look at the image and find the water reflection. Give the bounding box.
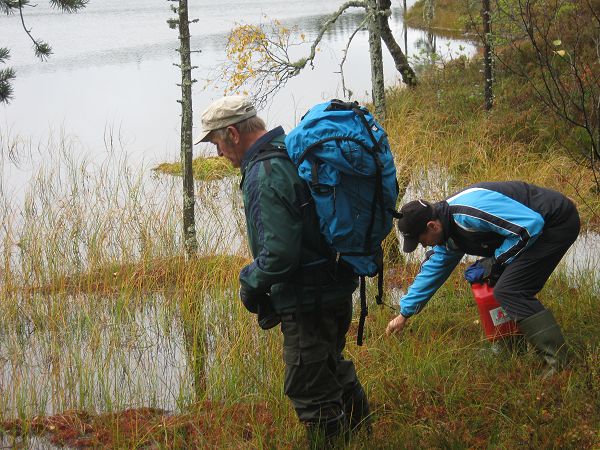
[0,293,191,416]
[0,286,286,420]
[415,30,438,61]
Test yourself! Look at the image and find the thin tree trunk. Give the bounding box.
[482,0,493,110]
[367,0,386,118]
[177,0,199,255]
[403,21,408,57]
[175,0,205,397]
[378,0,417,87]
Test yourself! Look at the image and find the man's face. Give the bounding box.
[210,128,243,168]
[418,220,444,248]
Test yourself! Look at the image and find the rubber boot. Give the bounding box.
[517,309,570,375]
[305,412,346,449]
[343,383,372,435]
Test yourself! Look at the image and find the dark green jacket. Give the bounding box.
[238,126,357,313]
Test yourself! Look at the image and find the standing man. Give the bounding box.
[195,96,370,446]
[386,181,580,373]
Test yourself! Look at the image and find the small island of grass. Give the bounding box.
[154,156,238,181]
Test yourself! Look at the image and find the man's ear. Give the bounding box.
[227,125,240,144]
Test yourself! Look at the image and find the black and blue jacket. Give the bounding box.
[399,181,574,317]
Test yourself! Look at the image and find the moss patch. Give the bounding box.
[153,156,238,181]
[2,404,275,449]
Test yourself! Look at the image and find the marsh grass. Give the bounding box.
[153,156,238,182]
[360,266,600,449]
[1,54,599,448]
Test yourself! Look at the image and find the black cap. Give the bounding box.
[396,200,434,253]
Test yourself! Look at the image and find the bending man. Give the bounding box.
[386,181,580,373]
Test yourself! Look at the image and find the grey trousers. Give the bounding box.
[493,201,580,321]
[280,297,367,423]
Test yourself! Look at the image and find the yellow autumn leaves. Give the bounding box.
[221,19,304,96]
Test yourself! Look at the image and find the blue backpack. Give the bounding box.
[284,99,399,345]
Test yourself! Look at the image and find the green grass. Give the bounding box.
[153,156,238,181]
[352,262,598,446]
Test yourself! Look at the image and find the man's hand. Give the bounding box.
[464,257,503,286]
[386,314,408,335]
[239,285,259,314]
[478,257,495,278]
[480,256,503,286]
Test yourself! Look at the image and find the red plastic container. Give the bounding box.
[471,283,520,341]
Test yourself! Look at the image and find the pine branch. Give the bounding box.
[0,0,26,14]
[0,47,10,64]
[0,44,15,103]
[0,67,16,104]
[18,1,53,60]
[1,0,87,102]
[49,0,88,13]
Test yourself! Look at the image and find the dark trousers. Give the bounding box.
[493,201,580,321]
[281,297,365,423]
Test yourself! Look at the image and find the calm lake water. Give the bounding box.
[0,0,473,194]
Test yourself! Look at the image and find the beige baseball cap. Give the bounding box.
[194,95,257,144]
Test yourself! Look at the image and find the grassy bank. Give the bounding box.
[404,0,475,37]
[1,143,598,448]
[383,55,600,229]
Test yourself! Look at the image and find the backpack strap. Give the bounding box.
[352,106,387,346]
[239,144,289,189]
[353,107,387,240]
[357,276,368,346]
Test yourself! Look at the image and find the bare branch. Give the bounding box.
[215,3,368,109]
[491,0,600,188]
[339,18,368,99]
[299,1,367,70]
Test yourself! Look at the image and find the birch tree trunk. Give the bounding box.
[176,0,199,255]
[172,0,206,398]
[367,0,386,118]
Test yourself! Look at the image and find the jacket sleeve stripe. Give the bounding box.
[450,205,531,264]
